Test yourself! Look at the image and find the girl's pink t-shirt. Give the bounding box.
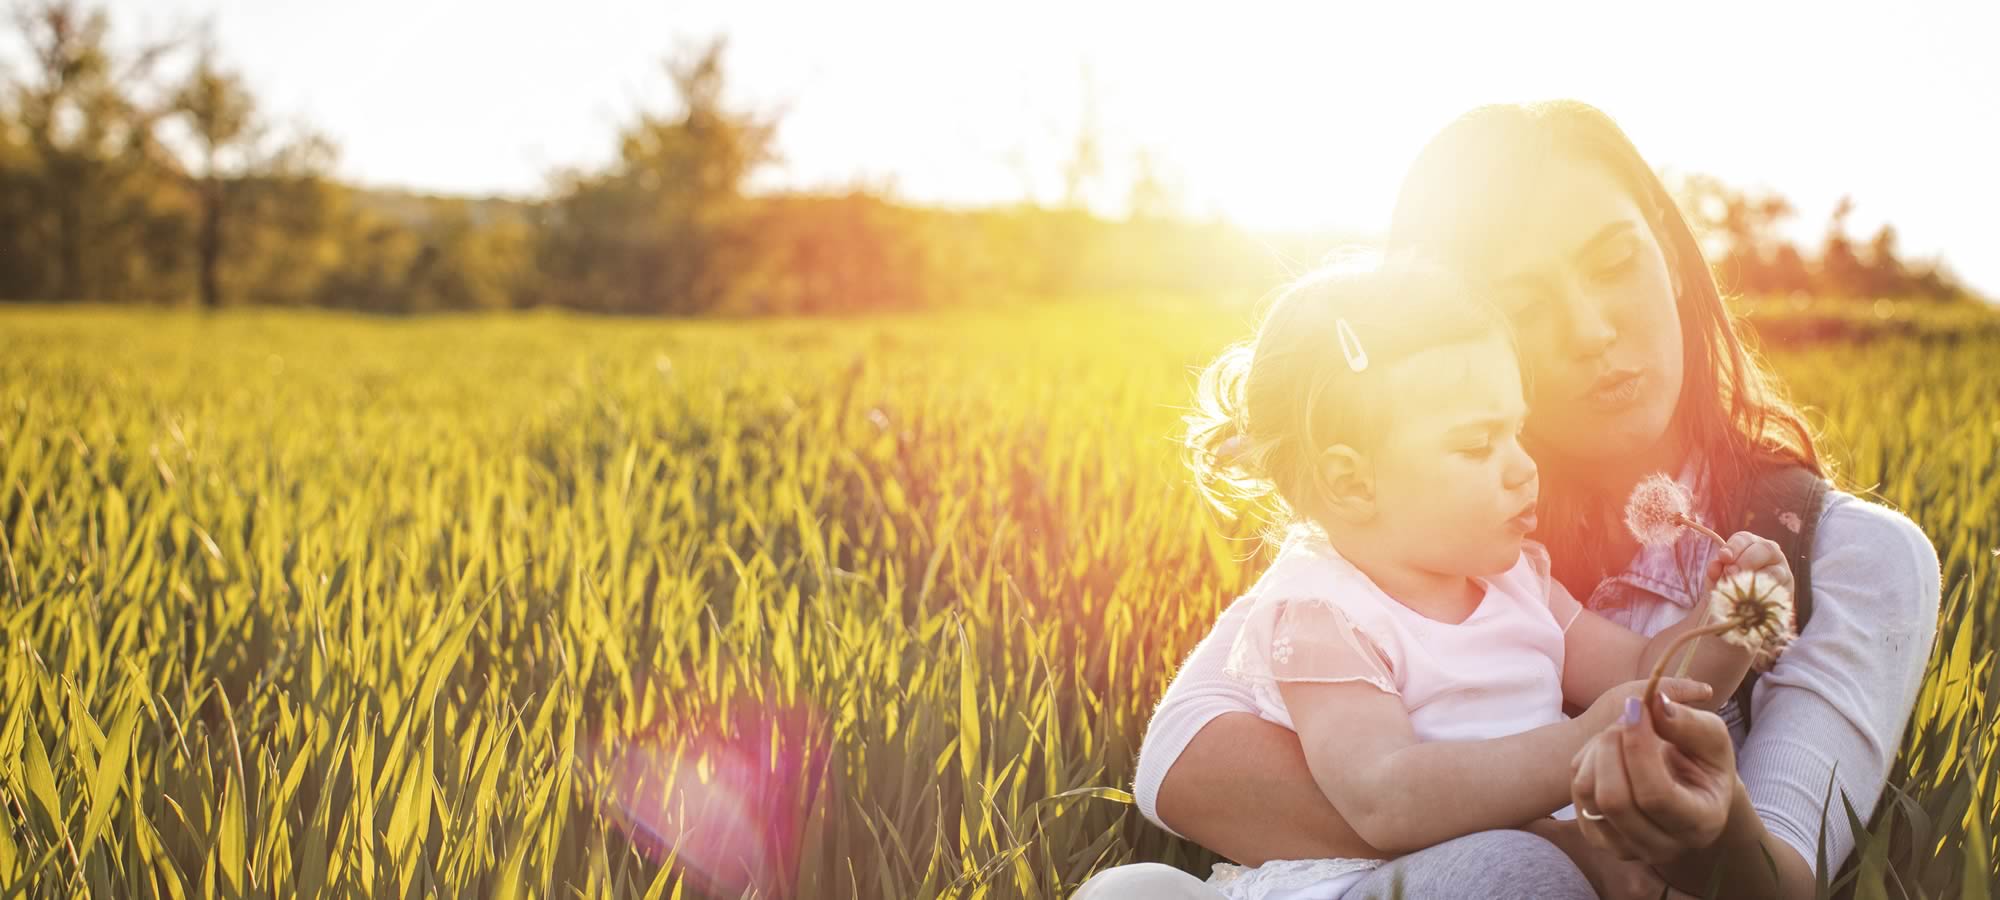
[1223,532,1584,743]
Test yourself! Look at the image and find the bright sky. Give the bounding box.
[99,0,2000,296]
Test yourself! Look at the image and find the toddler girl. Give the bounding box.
[1182,256,1788,899]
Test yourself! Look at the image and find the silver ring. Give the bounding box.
[1578,807,1607,822]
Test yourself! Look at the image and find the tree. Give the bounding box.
[399,201,534,311]
[3,1,183,301]
[1863,224,1905,299]
[171,35,259,309]
[1767,242,1813,296]
[536,38,778,314]
[1061,66,1102,211]
[1819,196,1869,298]
[1672,173,1798,295]
[1125,149,1180,222]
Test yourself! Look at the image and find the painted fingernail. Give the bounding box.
[1622,697,1642,726]
[1662,698,1678,719]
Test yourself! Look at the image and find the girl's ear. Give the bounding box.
[1317,444,1375,523]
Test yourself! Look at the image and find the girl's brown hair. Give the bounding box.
[1186,253,1509,537]
[1386,100,1824,594]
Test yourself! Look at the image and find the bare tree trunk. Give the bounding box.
[56,192,84,301]
[198,177,222,309]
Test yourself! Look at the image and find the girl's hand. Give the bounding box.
[1706,531,1794,594]
[1569,694,1738,865]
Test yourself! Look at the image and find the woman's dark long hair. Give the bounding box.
[1387,100,1825,595]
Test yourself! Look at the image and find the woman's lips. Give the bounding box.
[1584,367,1644,408]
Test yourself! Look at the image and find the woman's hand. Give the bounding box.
[1524,817,1691,900]
[1570,693,1739,865]
[1579,678,1713,735]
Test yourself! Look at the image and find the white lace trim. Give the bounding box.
[1205,857,1383,900]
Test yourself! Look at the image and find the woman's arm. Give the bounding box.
[1573,697,1816,899]
[1572,496,1941,897]
[1284,676,1715,855]
[1134,594,1381,863]
[1152,713,1385,865]
[1692,497,1940,889]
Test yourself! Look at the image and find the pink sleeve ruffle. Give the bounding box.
[1223,593,1399,697]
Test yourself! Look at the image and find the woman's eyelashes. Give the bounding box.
[1588,242,1640,284]
[1503,296,1554,334]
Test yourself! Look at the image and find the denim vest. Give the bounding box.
[1580,466,1752,742]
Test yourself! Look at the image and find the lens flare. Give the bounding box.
[598,701,828,897]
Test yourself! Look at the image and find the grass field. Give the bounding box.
[1,301,1994,898]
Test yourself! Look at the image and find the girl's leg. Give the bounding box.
[1072,862,1229,899]
[1343,830,1594,900]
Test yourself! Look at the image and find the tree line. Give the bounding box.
[0,2,1978,314]
[1671,174,1965,301]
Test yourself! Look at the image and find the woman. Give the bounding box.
[1076,101,1940,899]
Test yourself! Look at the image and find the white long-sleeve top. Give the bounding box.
[1133,490,1941,875]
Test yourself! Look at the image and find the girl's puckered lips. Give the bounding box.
[1506,501,1538,534]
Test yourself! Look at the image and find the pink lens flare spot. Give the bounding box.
[598,701,830,898]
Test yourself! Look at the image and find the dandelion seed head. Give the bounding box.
[1709,569,1796,660]
[1625,473,1694,547]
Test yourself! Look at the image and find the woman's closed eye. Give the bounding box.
[1504,294,1552,325]
[1589,241,1640,284]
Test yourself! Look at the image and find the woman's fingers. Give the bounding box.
[1572,734,1643,859]
[1638,695,1738,849]
[1593,707,1688,864]
[1571,737,1600,810]
[1571,732,1595,775]
[1649,693,1737,768]
[1652,677,1715,706]
[1618,703,1705,835]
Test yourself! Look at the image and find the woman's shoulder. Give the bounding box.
[1814,490,1937,571]
[1807,489,1942,626]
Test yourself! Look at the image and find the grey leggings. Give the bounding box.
[1071,829,1595,899]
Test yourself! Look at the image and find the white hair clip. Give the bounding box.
[1336,318,1368,373]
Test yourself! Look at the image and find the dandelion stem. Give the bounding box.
[1643,618,1741,707]
[1672,603,1711,680]
[1675,513,1727,547]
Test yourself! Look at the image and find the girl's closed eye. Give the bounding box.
[1455,419,1526,459]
